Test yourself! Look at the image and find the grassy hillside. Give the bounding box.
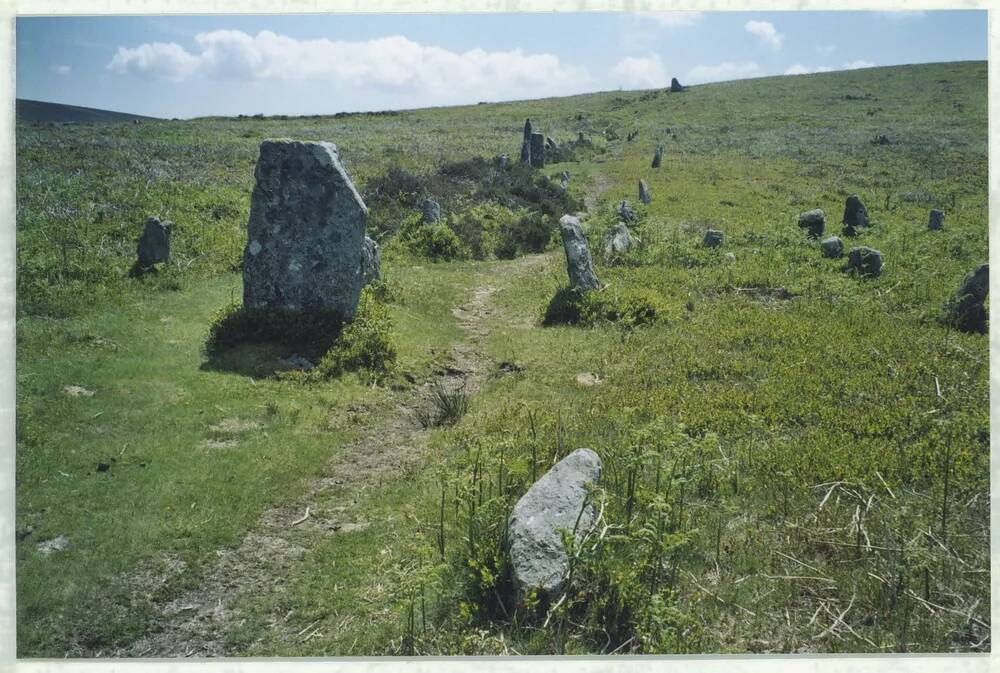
[15,61,989,656]
[16,99,158,124]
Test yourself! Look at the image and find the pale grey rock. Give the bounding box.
[421,198,442,224]
[560,170,570,191]
[362,236,381,286]
[639,180,652,205]
[603,222,638,259]
[242,139,367,319]
[928,209,945,231]
[821,236,844,258]
[845,246,883,277]
[37,535,69,555]
[798,209,825,237]
[559,215,600,291]
[136,216,171,269]
[724,252,737,264]
[509,448,602,595]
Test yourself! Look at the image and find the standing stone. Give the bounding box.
[617,200,637,223]
[670,77,685,92]
[560,171,570,191]
[651,144,663,169]
[523,118,532,143]
[361,236,381,286]
[497,154,510,170]
[703,229,725,248]
[821,236,844,259]
[508,448,602,595]
[559,215,600,291]
[639,180,652,205]
[945,263,988,334]
[136,216,171,270]
[797,209,825,237]
[529,132,546,168]
[842,195,870,236]
[421,198,442,224]
[845,246,883,277]
[520,140,532,165]
[603,222,638,260]
[928,209,945,231]
[243,139,367,318]
[546,136,558,151]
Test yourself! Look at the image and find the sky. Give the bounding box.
[15,11,988,119]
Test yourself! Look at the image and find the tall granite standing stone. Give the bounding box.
[520,118,533,165]
[529,132,546,168]
[845,246,883,278]
[639,180,652,205]
[559,215,600,291]
[928,209,945,231]
[243,139,367,319]
[842,195,870,236]
[651,144,663,169]
[670,77,685,92]
[798,209,825,237]
[508,448,602,595]
[421,198,442,224]
[946,263,988,334]
[361,236,381,286]
[136,216,172,270]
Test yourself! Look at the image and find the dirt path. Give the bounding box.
[118,255,546,658]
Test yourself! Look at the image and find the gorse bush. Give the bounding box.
[405,222,467,262]
[543,286,666,328]
[316,286,397,380]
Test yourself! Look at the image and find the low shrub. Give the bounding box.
[315,287,397,380]
[405,222,467,262]
[543,286,665,328]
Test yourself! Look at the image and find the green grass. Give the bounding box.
[16,61,988,655]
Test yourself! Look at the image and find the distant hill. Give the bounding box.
[16,99,159,123]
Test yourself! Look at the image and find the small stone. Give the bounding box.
[723,252,737,264]
[842,195,870,236]
[575,372,600,387]
[703,229,724,248]
[798,209,825,237]
[945,263,988,334]
[559,215,600,291]
[530,132,546,168]
[617,200,637,223]
[821,236,844,258]
[651,144,663,169]
[603,222,638,260]
[845,246,883,277]
[63,385,95,397]
[421,198,442,224]
[639,180,652,205]
[136,216,171,270]
[928,209,945,231]
[37,535,69,555]
[509,448,602,595]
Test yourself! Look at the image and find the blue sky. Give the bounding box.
[16,11,987,118]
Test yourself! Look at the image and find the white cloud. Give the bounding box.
[611,54,668,89]
[50,64,71,76]
[815,44,836,54]
[639,11,704,28]
[843,60,877,70]
[687,61,760,84]
[784,64,835,75]
[107,30,592,102]
[745,20,784,49]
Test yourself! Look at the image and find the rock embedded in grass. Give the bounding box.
[37,535,69,555]
[821,236,844,258]
[703,229,725,248]
[797,209,825,237]
[617,200,637,223]
[842,195,870,236]
[421,198,442,224]
[639,180,652,205]
[135,216,171,270]
[559,214,600,291]
[603,222,638,260]
[508,448,602,595]
[243,139,368,318]
[929,209,945,230]
[945,263,989,334]
[845,246,883,278]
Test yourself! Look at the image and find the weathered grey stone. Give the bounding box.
[421,198,442,224]
[546,136,558,151]
[798,209,825,237]
[37,534,69,555]
[703,229,725,248]
[651,144,663,169]
[559,215,600,291]
[497,154,510,170]
[520,139,531,165]
[845,246,883,277]
[842,195,870,236]
[639,180,652,205]
[946,263,988,334]
[361,236,381,286]
[136,216,171,269]
[821,236,844,259]
[560,171,570,191]
[523,118,532,142]
[928,209,945,231]
[670,77,685,92]
[603,222,638,259]
[724,252,737,264]
[617,200,637,223]
[243,139,367,318]
[530,132,546,168]
[509,448,602,595]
